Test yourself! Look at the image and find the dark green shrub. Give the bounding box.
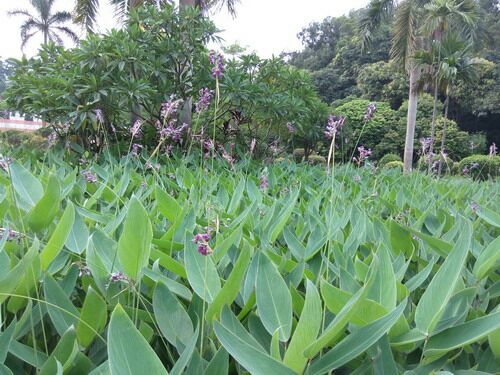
[378,153,401,167]
[293,148,305,162]
[458,155,500,180]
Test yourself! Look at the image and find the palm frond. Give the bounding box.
[391,0,420,68]
[74,0,99,33]
[19,18,41,50]
[8,9,35,18]
[53,26,80,44]
[48,11,73,25]
[48,29,64,45]
[359,0,395,50]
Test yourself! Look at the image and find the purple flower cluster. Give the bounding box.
[353,146,372,165]
[47,132,57,147]
[145,161,160,171]
[463,162,480,175]
[325,115,345,139]
[203,139,215,158]
[0,227,22,242]
[130,119,143,139]
[110,272,129,283]
[131,143,142,157]
[160,98,183,120]
[209,50,224,79]
[0,156,13,172]
[259,175,269,190]
[82,170,97,183]
[159,122,188,143]
[489,143,497,157]
[364,103,377,121]
[95,109,104,124]
[286,122,296,133]
[195,88,213,113]
[470,202,479,213]
[270,140,280,156]
[219,145,235,166]
[193,232,212,256]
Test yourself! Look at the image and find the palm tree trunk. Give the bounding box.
[428,77,439,172]
[403,64,420,173]
[437,87,451,177]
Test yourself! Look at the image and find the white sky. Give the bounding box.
[0,0,369,59]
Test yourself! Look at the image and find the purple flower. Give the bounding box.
[161,98,183,120]
[470,202,479,213]
[95,109,104,124]
[130,119,143,139]
[82,170,97,183]
[286,122,296,133]
[489,143,497,157]
[354,175,361,183]
[195,88,213,113]
[325,115,345,139]
[0,156,13,172]
[203,139,215,158]
[78,265,91,277]
[209,50,224,79]
[131,143,142,157]
[463,166,470,175]
[110,272,129,283]
[471,162,480,170]
[47,132,57,147]
[364,103,377,121]
[259,175,269,190]
[193,232,212,256]
[352,146,372,165]
[145,161,160,171]
[270,140,280,155]
[0,227,22,242]
[219,146,235,166]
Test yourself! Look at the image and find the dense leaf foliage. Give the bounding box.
[0,147,498,374]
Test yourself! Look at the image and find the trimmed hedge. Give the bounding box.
[378,153,401,167]
[383,160,404,170]
[458,155,500,180]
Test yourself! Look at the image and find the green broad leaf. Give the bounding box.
[305,257,379,358]
[108,305,168,375]
[65,210,89,254]
[369,335,398,374]
[155,187,181,223]
[43,275,79,336]
[8,341,48,368]
[307,300,407,375]
[213,321,296,375]
[170,325,199,375]
[39,327,79,375]
[424,311,500,361]
[88,361,110,375]
[117,197,153,280]
[76,287,107,347]
[0,319,16,363]
[405,257,437,293]
[270,329,281,361]
[206,245,252,321]
[153,281,193,350]
[283,227,306,261]
[415,219,472,335]
[227,178,245,214]
[268,189,299,243]
[213,226,243,262]
[9,161,43,209]
[0,241,37,304]
[407,228,453,258]
[367,246,396,310]
[473,236,500,280]
[150,248,187,278]
[27,174,61,232]
[0,364,13,375]
[283,280,322,373]
[256,253,293,341]
[40,202,75,270]
[489,327,500,358]
[220,306,266,353]
[184,239,221,303]
[390,220,413,255]
[476,205,500,228]
[204,347,229,375]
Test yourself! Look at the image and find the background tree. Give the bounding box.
[9,0,78,50]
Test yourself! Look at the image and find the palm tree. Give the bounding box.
[9,0,79,50]
[360,0,478,173]
[75,0,239,33]
[419,0,478,164]
[436,34,480,175]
